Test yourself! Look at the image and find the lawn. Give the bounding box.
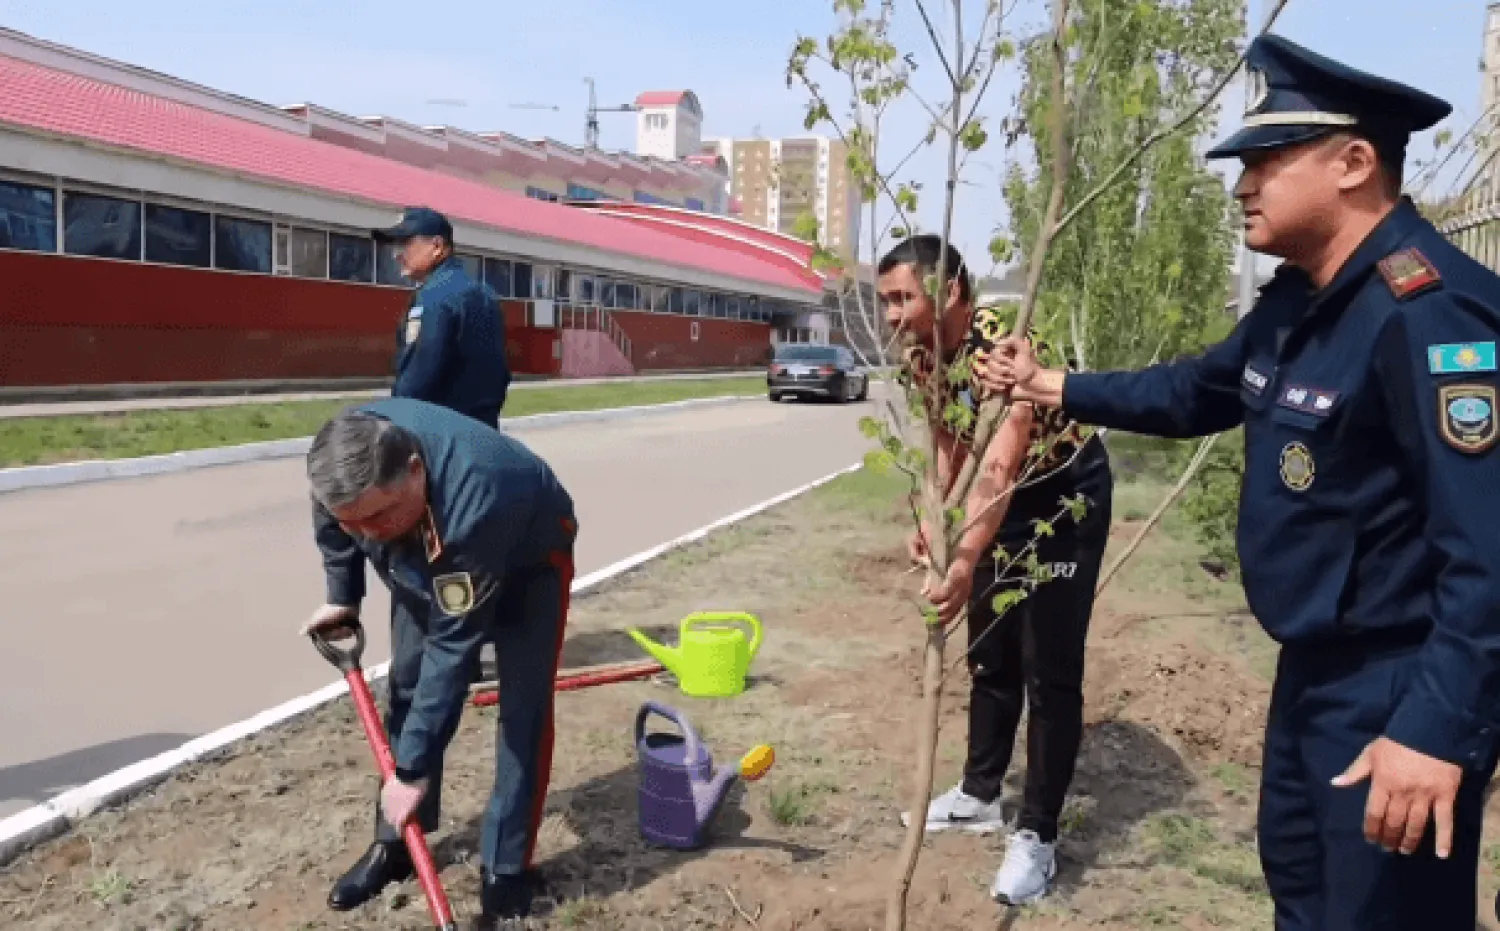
[0,376,766,469]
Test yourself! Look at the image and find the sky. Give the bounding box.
[0,0,1487,278]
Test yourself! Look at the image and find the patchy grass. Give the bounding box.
[0,376,766,468]
[22,463,1496,929]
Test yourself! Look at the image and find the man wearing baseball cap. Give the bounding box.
[376,206,511,428]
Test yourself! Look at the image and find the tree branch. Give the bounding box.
[1093,433,1219,600]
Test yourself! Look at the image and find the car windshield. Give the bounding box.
[774,346,839,363]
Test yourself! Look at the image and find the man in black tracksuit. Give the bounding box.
[878,235,1113,908]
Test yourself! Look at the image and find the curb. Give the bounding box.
[0,460,863,867]
[0,394,761,495]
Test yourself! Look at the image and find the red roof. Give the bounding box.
[634,91,688,107]
[0,57,819,296]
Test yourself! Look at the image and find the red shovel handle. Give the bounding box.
[311,624,458,930]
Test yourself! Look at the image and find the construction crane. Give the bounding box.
[584,77,637,150]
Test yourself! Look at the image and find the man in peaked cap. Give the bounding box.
[980,34,1500,929]
[376,206,512,429]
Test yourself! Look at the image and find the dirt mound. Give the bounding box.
[1084,637,1269,768]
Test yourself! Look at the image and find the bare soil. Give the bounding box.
[2,471,1497,930]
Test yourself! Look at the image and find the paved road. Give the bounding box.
[0,370,764,420]
[0,395,875,819]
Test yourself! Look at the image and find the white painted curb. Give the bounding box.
[0,394,760,495]
[0,460,863,867]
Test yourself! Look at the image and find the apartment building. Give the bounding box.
[703,134,862,266]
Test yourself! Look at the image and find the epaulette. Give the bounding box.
[1377,248,1442,301]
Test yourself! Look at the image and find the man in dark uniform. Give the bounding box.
[376,207,511,427]
[878,235,1114,905]
[981,34,1500,930]
[302,397,576,927]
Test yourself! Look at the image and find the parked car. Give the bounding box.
[767,344,869,403]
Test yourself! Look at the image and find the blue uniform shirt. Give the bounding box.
[1063,198,1500,770]
[393,256,511,428]
[311,398,575,779]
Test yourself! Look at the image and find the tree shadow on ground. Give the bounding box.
[435,763,824,915]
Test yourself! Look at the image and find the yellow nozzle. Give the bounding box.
[739,744,775,781]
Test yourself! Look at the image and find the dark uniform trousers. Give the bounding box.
[960,465,1113,843]
[1259,629,1497,931]
[375,548,574,876]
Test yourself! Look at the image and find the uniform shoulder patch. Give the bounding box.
[1377,248,1442,301]
[433,572,475,616]
[1438,383,1497,454]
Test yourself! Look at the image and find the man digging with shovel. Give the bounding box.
[301,397,578,927]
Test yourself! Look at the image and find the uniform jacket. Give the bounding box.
[1062,197,1500,770]
[393,256,511,428]
[312,398,575,780]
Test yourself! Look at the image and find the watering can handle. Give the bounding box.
[635,701,702,768]
[681,612,762,660]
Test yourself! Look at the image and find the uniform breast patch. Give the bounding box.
[1279,442,1315,492]
[1277,384,1339,417]
[1438,383,1497,454]
[1428,342,1496,375]
[1377,248,1441,300]
[433,572,475,616]
[405,306,423,344]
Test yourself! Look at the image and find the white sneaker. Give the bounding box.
[899,783,1008,834]
[991,829,1057,905]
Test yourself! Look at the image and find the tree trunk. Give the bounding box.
[884,622,946,930]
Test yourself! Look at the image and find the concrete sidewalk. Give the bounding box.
[0,370,764,420]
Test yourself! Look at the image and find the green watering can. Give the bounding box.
[626,612,763,698]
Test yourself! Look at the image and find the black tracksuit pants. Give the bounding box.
[959,461,1112,843]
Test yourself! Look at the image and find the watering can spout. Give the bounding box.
[627,627,685,678]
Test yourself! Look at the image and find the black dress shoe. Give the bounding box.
[327,840,414,911]
[463,871,537,928]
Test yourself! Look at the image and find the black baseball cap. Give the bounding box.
[373,206,454,243]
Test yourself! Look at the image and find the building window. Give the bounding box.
[214,216,272,273]
[63,191,141,260]
[512,261,533,298]
[290,227,328,278]
[532,264,555,299]
[144,203,211,268]
[726,296,741,319]
[682,289,702,316]
[576,274,597,304]
[616,282,639,310]
[525,186,560,202]
[668,287,685,314]
[483,257,513,297]
[456,252,483,281]
[330,233,374,283]
[685,197,705,211]
[0,179,57,253]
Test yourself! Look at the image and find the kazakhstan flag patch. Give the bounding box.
[1428,342,1496,375]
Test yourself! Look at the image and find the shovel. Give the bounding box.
[310,620,458,931]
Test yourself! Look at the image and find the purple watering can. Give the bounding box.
[635,701,774,851]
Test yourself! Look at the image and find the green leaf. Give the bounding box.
[945,507,965,528]
[921,604,942,628]
[988,234,1015,266]
[991,588,1029,616]
[863,450,894,474]
[890,226,910,239]
[858,416,883,439]
[991,545,1010,564]
[1063,493,1089,522]
[959,119,989,152]
[1032,519,1055,538]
